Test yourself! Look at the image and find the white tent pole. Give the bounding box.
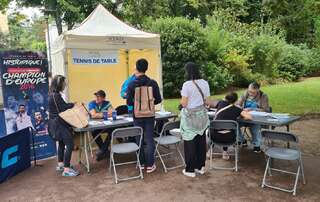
[126,49,129,78]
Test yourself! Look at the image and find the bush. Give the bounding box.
[250,35,283,77]
[203,62,233,93]
[276,45,309,81]
[205,23,230,63]
[144,17,208,98]
[307,48,320,74]
[223,50,254,87]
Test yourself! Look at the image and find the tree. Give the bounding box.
[262,0,320,46]
[145,17,209,97]
[10,0,123,35]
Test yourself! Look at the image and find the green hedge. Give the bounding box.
[144,17,208,98]
[143,15,320,98]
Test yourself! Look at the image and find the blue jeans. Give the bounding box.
[238,124,262,147]
[134,117,155,167]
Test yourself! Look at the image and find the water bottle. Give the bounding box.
[103,111,108,121]
[128,105,133,117]
[112,110,117,121]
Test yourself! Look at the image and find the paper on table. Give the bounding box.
[124,117,133,122]
[103,120,113,125]
[89,120,103,125]
[270,113,290,119]
[249,111,270,117]
[267,119,279,122]
[156,111,171,116]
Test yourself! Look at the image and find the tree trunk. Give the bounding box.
[54,13,63,35]
[50,0,63,35]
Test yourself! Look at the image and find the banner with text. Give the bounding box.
[0,51,56,160]
[71,49,118,65]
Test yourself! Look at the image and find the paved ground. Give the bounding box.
[0,117,319,202]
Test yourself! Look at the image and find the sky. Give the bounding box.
[7,1,43,20]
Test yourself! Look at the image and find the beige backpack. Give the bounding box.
[134,85,155,118]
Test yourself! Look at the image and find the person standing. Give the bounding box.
[48,75,79,177]
[126,59,162,173]
[180,62,210,178]
[237,82,270,153]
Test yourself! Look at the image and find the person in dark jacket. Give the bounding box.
[48,75,79,177]
[212,92,252,160]
[126,58,162,174]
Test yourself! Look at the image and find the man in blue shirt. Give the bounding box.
[120,74,136,99]
[88,90,114,161]
[237,82,270,153]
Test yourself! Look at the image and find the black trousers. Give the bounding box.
[57,136,74,168]
[184,134,206,172]
[91,129,113,153]
[134,117,156,167]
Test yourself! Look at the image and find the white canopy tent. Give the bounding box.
[50,4,162,105]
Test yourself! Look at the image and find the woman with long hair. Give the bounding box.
[180,62,210,177]
[48,75,79,176]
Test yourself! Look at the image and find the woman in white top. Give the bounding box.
[180,62,210,178]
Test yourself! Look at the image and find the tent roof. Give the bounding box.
[64,4,158,38]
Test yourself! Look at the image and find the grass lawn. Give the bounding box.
[164,77,320,115]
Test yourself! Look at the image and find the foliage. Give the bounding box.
[203,62,233,93]
[262,0,320,46]
[250,34,283,77]
[1,12,46,52]
[307,48,320,74]
[222,50,254,87]
[144,17,208,97]
[275,44,309,81]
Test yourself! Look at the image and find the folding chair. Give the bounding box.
[154,121,185,173]
[209,120,239,171]
[109,127,143,184]
[261,130,306,196]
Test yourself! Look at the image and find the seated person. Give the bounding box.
[88,90,114,161]
[211,92,252,160]
[237,82,270,153]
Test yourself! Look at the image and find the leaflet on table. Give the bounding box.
[103,120,113,125]
[249,111,270,117]
[89,120,103,125]
[156,111,171,116]
[269,113,290,119]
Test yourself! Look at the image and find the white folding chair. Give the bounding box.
[154,121,185,173]
[261,130,306,196]
[109,127,143,184]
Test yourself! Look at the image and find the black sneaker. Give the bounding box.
[96,150,108,161]
[238,140,248,147]
[253,146,261,153]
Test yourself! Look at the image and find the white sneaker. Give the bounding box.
[206,151,211,159]
[222,151,230,160]
[182,169,196,178]
[195,167,205,175]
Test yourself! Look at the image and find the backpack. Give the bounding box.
[134,81,155,118]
